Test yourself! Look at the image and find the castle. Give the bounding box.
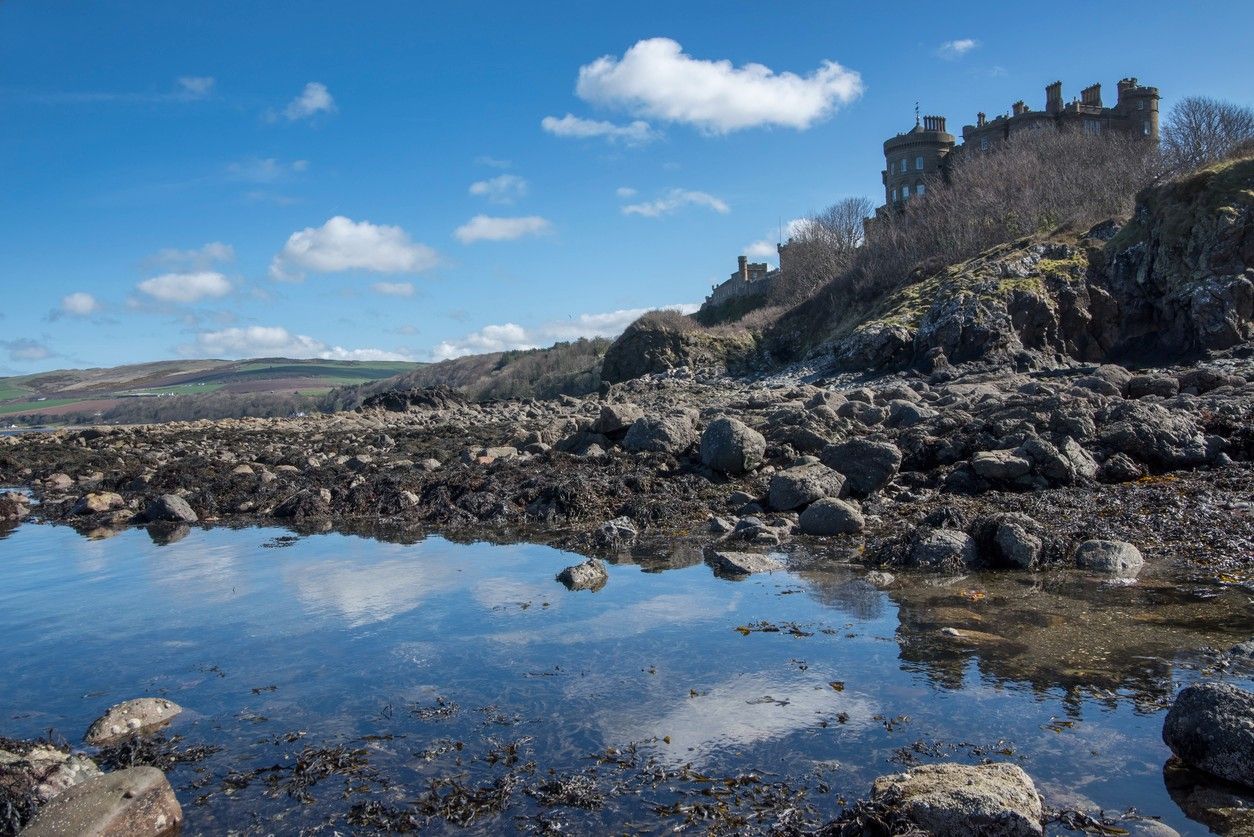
[880,77,1159,211]
[702,76,1160,310]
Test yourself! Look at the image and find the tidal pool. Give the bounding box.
[0,521,1251,834]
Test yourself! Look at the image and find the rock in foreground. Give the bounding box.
[870,762,1043,836]
[1163,682,1254,789]
[20,766,182,837]
[556,558,608,591]
[84,698,183,746]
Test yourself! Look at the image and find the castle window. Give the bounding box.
[915,155,924,170]
[901,184,910,200]
[1136,99,1145,110]
[916,182,925,196]
[1143,121,1151,136]
[900,158,907,173]
[979,136,989,151]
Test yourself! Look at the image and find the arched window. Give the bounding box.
[916,182,926,196]
[901,184,910,200]
[891,188,898,202]
[915,155,924,170]
[900,158,907,173]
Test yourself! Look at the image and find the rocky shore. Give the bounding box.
[2,350,1251,585]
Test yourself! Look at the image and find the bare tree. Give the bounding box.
[1162,96,1254,172]
[770,196,874,303]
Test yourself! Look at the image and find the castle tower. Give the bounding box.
[1115,77,1160,140]
[881,114,955,208]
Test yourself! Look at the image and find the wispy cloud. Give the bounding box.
[267,82,336,122]
[573,38,862,133]
[1,338,52,362]
[137,271,233,304]
[469,174,528,204]
[453,215,552,244]
[144,242,235,271]
[622,188,729,217]
[540,113,658,145]
[5,76,217,105]
[371,281,415,297]
[225,157,308,183]
[47,292,101,321]
[936,38,979,59]
[188,325,411,362]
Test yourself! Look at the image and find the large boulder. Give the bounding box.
[700,418,766,476]
[798,498,865,536]
[623,415,697,455]
[19,766,183,837]
[0,491,30,522]
[71,492,125,516]
[85,698,183,746]
[870,762,1043,837]
[705,550,784,577]
[593,403,645,435]
[141,494,197,524]
[767,464,845,511]
[1074,539,1144,576]
[1163,682,1254,788]
[907,528,979,572]
[820,439,902,496]
[556,558,608,592]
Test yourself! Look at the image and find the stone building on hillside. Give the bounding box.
[704,254,782,308]
[880,77,1160,212]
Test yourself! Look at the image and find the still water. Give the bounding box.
[0,521,1251,834]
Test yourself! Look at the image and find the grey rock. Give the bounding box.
[1128,374,1180,399]
[991,514,1044,569]
[865,570,896,587]
[593,403,645,435]
[1163,682,1254,789]
[556,558,609,592]
[71,492,124,516]
[820,439,902,497]
[706,550,784,577]
[1098,452,1145,483]
[767,464,845,511]
[594,516,638,548]
[1074,539,1144,576]
[798,498,865,536]
[20,766,183,837]
[85,698,183,745]
[870,762,1043,837]
[700,417,766,476]
[142,494,197,524]
[0,491,30,522]
[972,449,1032,481]
[908,528,979,572]
[623,415,697,455]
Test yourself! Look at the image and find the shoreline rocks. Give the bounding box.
[85,698,183,746]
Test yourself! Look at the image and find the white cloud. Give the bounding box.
[1,338,51,362]
[937,38,979,59]
[269,216,439,281]
[743,240,777,259]
[147,241,235,269]
[431,303,699,360]
[282,82,336,121]
[622,188,729,217]
[468,174,528,204]
[540,113,658,144]
[371,281,414,297]
[177,76,215,99]
[226,157,308,183]
[60,292,99,317]
[475,155,512,169]
[574,38,862,133]
[453,214,553,244]
[191,325,411,361]
[137,271,232,304]
[616,186,638,198]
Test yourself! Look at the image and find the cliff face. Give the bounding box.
[828,154,1254,372]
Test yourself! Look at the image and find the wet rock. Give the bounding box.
[85,698,183,745]
[986,513,1044,569]
[865,570,896,587]
[0,744,101,806]
[972,449,1032,482]
[820,439,901,497]
[798,498,865,536]
[0,491,30,522]
[1163,682,1254,788]
[593,516,638,548]
[1163,757,1254,835]
[869,762,1043,837]
[556,558,608,592]
[1022,436,1098,485]
[273,488,332,520]
[907,528,979,572]
[705,549,784,577]
[1099,401,1213,469]
[1074,539,1144,576]
[623,415,697,455]
[71,492,124,516]
[141,494,197,524]
[20,766,182,837]
[700,417,766,476]
[45,473,75,491]
[767,464,845,511]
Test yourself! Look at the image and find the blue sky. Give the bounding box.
[2,1,1252,373]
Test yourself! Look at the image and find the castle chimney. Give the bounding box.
[1081,83,1102,107]
[738,255,747,280]
[1012,100,1025,116]
[935,116,946,133]
[1045,81,1063,114]
[977,111,986,127]
[1116,77,1138,103]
